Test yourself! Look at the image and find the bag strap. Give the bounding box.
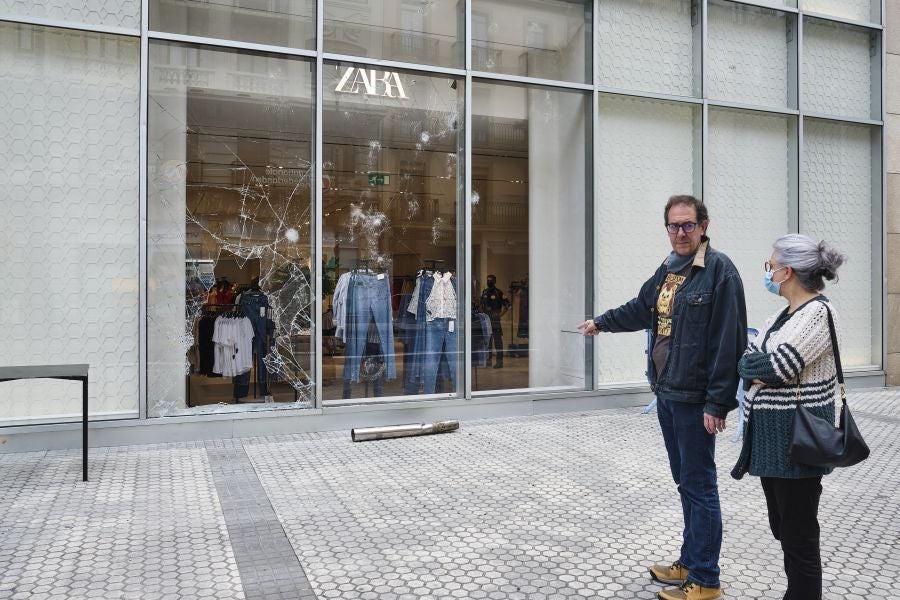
[795,300,845,405]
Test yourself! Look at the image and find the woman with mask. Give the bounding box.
[731,233,846,600]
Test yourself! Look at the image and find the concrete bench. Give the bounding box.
[0,364,90,481]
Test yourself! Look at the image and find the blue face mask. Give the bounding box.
[764,268,786,295]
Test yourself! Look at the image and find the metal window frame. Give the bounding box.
[0,0,887,424]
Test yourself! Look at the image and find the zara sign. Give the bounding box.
[334,67,409,99]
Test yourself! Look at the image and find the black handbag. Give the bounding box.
[788,303,870,468]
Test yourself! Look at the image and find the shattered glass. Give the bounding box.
[148,43,316,416]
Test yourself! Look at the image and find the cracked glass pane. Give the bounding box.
[148,42,315,416]
[322,62,463,401]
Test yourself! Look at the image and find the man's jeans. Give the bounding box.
[656,395,722,588]
[423,318,457,394]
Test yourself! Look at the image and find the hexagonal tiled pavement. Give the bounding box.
[1,388,899,600]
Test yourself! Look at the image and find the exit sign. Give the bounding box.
[368,172,390,185]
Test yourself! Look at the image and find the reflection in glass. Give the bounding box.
[0,23,140,423]
[322,63,463,402]
[596,94,700,385]
[802,120,879,367]
[472,81,589,393]
[324,1,463,68]
[707,2,793,109]
[707,107,796,331]
[472,0,591,82]
[148,42,315,416]
[150,0,315,49]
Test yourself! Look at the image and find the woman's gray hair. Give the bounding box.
[773,233,846,292]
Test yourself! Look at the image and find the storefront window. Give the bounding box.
[472,0,591,83]
[471,81,590,393]
[708,107,798,332]
[324,1,463,68]
[802,119,881,367]
[0,23,140,424]
[150,0,315,49]
[321,62,463,402]
[595,94,701,386]
[148,42,315,416]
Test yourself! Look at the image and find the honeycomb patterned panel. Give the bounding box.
[707,108,793,332]
[802,0,874,23]
[707,3,790,108]
[0,0,140,30]
[802,119,874,367]
[0,23,140,422]
[596,95,698,385]
[597,0,696,97]
[803,20,873,119]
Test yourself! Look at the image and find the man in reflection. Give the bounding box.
[578,195,746,600]
[479,274,510,369]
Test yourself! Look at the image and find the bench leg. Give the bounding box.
[83,377,88,482]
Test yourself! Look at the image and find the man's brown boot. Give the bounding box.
[657,581,723,600]
[649,560,689,585]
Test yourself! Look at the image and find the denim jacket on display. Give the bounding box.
[593,239,747,419]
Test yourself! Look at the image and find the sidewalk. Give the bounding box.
[1,388,898,600]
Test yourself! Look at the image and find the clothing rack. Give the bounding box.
[187,303,273,406]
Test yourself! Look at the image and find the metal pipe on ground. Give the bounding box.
[351,420,460,442]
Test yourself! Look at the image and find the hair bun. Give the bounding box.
[817,240,846,282]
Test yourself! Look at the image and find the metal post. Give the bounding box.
[82,376,88,482]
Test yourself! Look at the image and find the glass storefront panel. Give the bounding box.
[595,94,701,386]
[708,1,795,109]
[0,23,140,424]
[150,0,315,49]
[324,1,463,69]
[802,119,881,367]
[802,0,878,23]
[322,62,463,402]
[597,0,699,98]
[471,0,591,83]
[148,42,315,416]
[803,18,878,120]
[708,107,797,332]
[0,0,140,30]
[472,81,589,393]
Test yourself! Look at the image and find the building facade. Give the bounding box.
[0,0,893,450]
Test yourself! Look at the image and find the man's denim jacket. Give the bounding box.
[594,239,748,419]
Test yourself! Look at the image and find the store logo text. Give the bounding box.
[335,68,408,99]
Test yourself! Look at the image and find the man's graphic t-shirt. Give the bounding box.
[651,265,691,379]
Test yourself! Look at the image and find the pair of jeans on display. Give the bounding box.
[234,290,271,398]
[405,273,457,394]
[343,273,396,387]
[655,395,722,589]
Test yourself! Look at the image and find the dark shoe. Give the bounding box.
[658,581,723,600]
[649,561,689,585]
[493,363,503,369]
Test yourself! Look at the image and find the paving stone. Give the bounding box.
[1,388,899,599]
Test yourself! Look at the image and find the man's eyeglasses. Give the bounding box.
[666,221,698,234]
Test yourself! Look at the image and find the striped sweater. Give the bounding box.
[732,297,838,479]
